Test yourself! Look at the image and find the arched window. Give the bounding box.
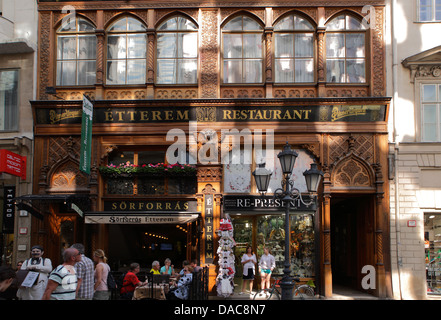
[222,15,263,83]
[326,14,366,83]
[156,16,198,84]
[56,17,96,86]
[106,16,147,85]
[274,13,315,83]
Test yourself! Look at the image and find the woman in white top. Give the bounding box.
[93,249,110,300]
[258,247,275,291]
[240,246,257,295]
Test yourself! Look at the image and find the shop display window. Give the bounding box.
[425,213,441,294]
[232,214,315,279]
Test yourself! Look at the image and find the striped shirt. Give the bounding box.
[48,265,78,300]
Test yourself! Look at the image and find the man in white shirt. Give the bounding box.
[42,247,82,300]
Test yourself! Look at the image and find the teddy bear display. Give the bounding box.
[215,215,236,298]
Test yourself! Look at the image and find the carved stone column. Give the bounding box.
[322,165,332,298]
[199,9,219,99]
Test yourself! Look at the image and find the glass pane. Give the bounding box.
[58,61,76,86]
[159,17,177,31]
[108,151,135,166]
[156,59,176,84]
[107,177,134,194]
[224,16,243,30]
[243,16,262,30]
[78,18,95,32]
[77,60,96,85]
[223,60,242,83]
[290,215,315,277]
[346,33,365,58]
[294,16,314,30]
[346,16,365,30]
[423,105,437,141]
[168,177,197,194]
[243,34,262,58]
[0,70,18,131]
[275,59,294,83]
[78,36,96,60]
[127,60,146,84]
[127,34,146,58]
[58,36,76,60]
[244,59,262,83]
[423,84,437,102]
[327,15,345,30]
[223,34,242,58]
[106,60,126,85]
[326,33,345,58]
[178,33,197,58]
[157,33,177,58]
[177,59,197,84]
[326,59,345,83]
[346,59,365,83]
[274,15,294,31]
[59,18,76,32]
[420,0,432,21]
[436,0,441,20]
[275,33,294,58]
[127,17,146,31]
[177,17,197,30]
[108,17,127,31]
[295,34,313,57]
[138,151,165,164]
[107,35,126,59]
[137,177,165,195]
[295,59,314,82]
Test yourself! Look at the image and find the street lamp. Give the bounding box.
[252,142,323,300]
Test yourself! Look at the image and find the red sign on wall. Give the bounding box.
[0,150,26,180]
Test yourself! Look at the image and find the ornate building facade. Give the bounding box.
[26,0,391,298]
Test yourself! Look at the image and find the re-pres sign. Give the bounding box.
[0,149,26,180]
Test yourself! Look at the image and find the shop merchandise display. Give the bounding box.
[216,216,236,297]
[256,215,315,278]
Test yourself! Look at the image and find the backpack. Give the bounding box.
[107,266,117,290]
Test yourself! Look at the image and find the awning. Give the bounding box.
[84,211,200,225]
[14,194,91,220]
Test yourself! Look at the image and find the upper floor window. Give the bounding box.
[156,16,198,84]
[326,14,366,83]
[0,69,18,131]
[56,17,96,86]
[106,16,147,85]
[421,83,441,141]
[418,0,441,22]
[222,15,263,83]
[274,13,315,83]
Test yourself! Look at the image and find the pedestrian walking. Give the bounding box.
[71,243,94,300]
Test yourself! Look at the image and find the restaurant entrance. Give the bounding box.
[107,221,199,272]
[330,195,375,292]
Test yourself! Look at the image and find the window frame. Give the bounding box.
[325,13,367,84]
[221,14,265,84]
[420,82,441,142]
[417,0,441,22]
[105,16,147,86]
[273,13,316,84]
[55,17,97,87]
[104,149,197,196]
[155,15,199,85]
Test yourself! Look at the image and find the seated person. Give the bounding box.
[178,260,190,279]
[160,258,175,275]
[166,266,193,300]
[120,263,145,300]
[150,261,160,275]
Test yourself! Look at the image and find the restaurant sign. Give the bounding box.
[85,213,199,225]
[104,200,197,212]
[223,195,317,213]
[35,104,387,125]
